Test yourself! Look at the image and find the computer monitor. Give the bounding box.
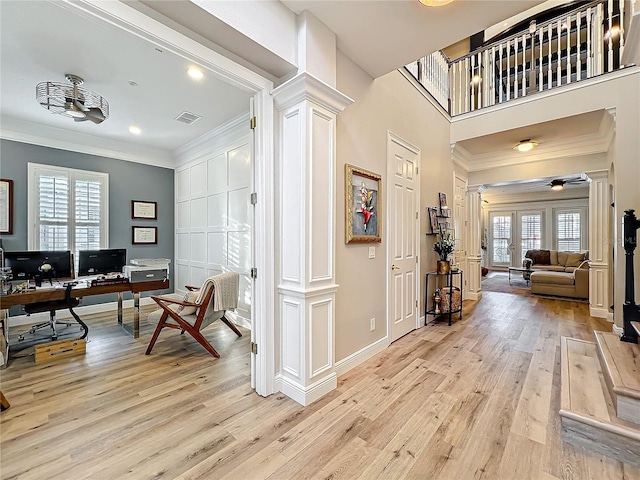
[3,250,73,281]
[78,249,127,277]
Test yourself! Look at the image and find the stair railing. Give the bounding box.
[406,0,630,116]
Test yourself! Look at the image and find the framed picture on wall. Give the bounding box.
[0,179,14,235]
[132,226,158,245]
[428,207,439,234]
[131,200,157,220]
[345,164,382,244]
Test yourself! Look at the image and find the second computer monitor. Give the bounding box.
[78,249,127,277]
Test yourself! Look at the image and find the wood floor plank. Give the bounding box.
[1,289,634,479]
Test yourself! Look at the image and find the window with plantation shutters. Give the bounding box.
[556,211,582,252]
[521,214,541,260]
[28,163,108,270]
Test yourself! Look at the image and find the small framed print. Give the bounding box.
[131,200,157,220]
[0,179,14,234]
[132,226,158,245]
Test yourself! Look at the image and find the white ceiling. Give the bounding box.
[0,0,567,170]
[281,0,544,78]
[0,0,252,161]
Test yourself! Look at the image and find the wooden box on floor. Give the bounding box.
[34,338,86,363]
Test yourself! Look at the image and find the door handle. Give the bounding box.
[391,265,400,270]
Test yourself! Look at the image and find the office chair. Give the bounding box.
[145,272,242,357]
[17,254,80,342]
[18,298,80,342]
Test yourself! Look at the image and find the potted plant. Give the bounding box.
[433,228,455,274]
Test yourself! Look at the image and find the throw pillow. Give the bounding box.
[530,249,550,265]
[177,290,199,315]
[566,252,586,267]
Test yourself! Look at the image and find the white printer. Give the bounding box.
[123,259,170,283]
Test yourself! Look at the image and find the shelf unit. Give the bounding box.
[424,270,463,326]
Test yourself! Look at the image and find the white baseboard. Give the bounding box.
[612,324,624,337]
[278,373,337,406]
[335,336,389,377]
[466,292,482,301]
[226,311,251,330]
[7,297,157,327]
[589,306,609,319]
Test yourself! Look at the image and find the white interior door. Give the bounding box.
[388,134,419,342]
[452,173,467,273]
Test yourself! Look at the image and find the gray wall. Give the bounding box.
[0,139,174,305]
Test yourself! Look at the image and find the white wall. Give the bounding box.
[335,52,453,361]
[173,115,252,327]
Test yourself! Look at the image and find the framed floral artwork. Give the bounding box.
[346,164,382,244]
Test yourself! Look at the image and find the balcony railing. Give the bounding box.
[406,0,631,116]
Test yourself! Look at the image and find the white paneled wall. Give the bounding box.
[175,126,252,328]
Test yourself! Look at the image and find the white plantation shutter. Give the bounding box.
[28,164,108,267]
[557,211,581,252]
[521,214,541,260]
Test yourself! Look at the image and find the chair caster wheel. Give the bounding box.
[52,335,58,341]
[18,335,25,342]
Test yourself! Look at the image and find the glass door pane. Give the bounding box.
[490,213,513,267]
[519,212,542,262]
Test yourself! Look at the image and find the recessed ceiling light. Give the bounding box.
[187,66,204,81]
[129,125,141,135]
[513,139,538,152]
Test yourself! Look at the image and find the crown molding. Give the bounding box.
[483,190,588,205]
[272,72,353,113]
[450,142,471,171]
[0,116,174,169]
[173,112,249,166]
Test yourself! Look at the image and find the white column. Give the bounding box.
[466,185,484,301]
[272,73,352,405]
[587,169,610,319]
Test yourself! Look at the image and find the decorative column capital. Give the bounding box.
[272,72,353,113]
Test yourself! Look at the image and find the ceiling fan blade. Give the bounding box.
[73,116,88,122]
[84,108,105,124]
[72,98,89,112]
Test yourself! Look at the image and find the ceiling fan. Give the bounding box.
[548,175,588,191]
[36,74,109,124]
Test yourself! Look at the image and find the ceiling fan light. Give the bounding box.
[513,139,538,152]
[418,0,454,6]
[550,180,564,191]
[64,101,86,118]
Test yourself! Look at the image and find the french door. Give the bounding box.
[489,210,543,268]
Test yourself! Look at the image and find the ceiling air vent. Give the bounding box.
[174,111,202,125]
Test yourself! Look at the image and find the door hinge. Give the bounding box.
[250,116,257,129]
[415,256,418,263]
[416,166,419,174]
[415,300,418,308]
[250,267,257,279]
[250,192,257,205]
[416,212,418,219]
[251,342,258,354]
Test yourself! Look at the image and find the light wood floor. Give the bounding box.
[2,291,639,479]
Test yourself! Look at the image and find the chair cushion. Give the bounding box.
[531,265,565,272]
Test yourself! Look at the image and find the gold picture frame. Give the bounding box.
[346,164,382,244]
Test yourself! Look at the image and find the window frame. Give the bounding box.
[27,163,109,256]
[553,207,587,252]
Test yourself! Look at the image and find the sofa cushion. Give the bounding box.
[527,249,551,265]
[530,271,576,285]
[557,251,569,266]
[550,250,558,265]
[566,252,586,267]
[531,265,565,272]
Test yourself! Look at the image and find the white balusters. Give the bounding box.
[405,0,625,116]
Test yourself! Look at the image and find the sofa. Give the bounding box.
[523,249,590,299]
[523,249,589,273]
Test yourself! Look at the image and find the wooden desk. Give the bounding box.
[0,279,169,366]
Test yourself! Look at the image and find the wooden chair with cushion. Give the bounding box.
[145,272,242,358]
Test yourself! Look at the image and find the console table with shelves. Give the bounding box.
[424,270,463,326]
